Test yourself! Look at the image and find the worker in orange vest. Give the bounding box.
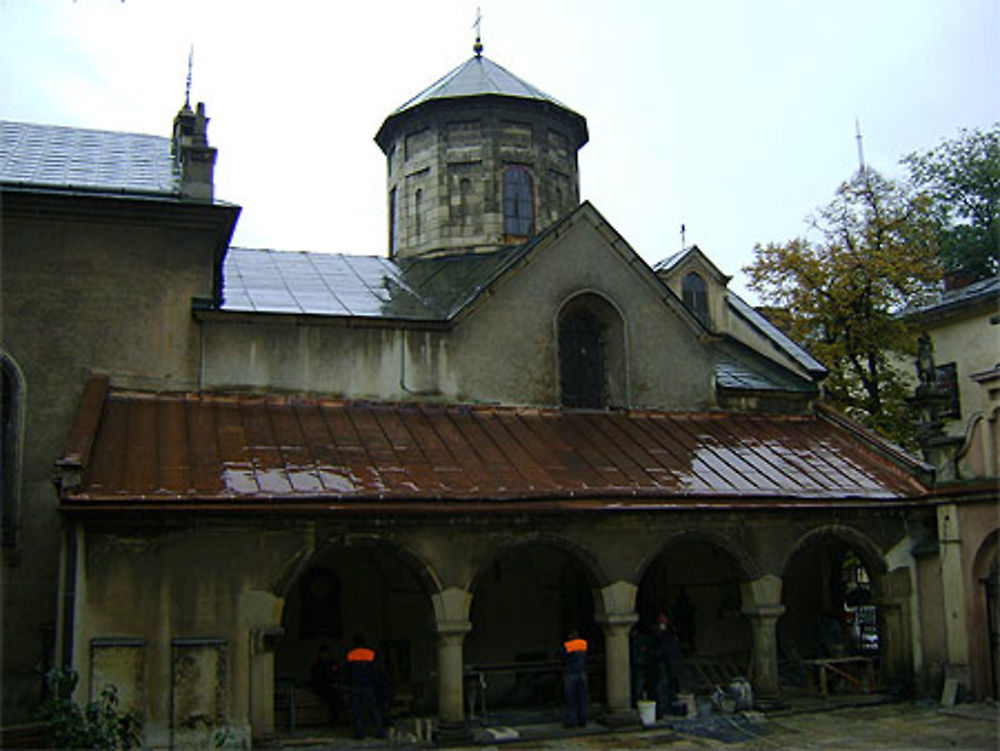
[346,634,386,740]
[560,629,588,727]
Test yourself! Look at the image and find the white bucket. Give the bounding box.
[637,699,656,727]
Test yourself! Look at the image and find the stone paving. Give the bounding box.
[266,700,999,750]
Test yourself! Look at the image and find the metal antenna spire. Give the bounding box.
[681,223,686,250]
[185,45,194,108]
[473,6,483,56]
[855,118,866,173]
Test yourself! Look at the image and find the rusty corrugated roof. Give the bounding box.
[56,380,929,510]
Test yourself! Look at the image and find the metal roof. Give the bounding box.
[58,378,928,509]
[376,55,588,151]
[727,292,827,376]
[392,55,572,114]
[222,246,527,321]
[0,120,179,197]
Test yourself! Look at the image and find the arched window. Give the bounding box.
[2,355,23,546]
[682,271,709,326]
[503,166,534,236]
[559,309,606,409]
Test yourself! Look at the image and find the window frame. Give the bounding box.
[502,165,535,237]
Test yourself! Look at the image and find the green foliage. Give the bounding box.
[745,167,941,448]
[903,123,1000,280]
[36,668,142,751]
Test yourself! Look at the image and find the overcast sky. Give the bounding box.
[2,0,997,300]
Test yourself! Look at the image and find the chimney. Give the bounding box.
[172,101,217,202]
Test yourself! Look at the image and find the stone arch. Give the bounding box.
[1,351,26,546]
[779,523,887,671]
[782,523,888,583]
[634,529,761,586]
[633,529,758,678]
[464,533,610,710]
[972,529,999,699]
[555,290,628,408]
[272,533,443,602]
[469,532,610,595]
[271,533,443,729]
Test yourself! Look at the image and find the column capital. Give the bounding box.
[434,620,472,638]
[741,603,786,620]
[595,612,639,629]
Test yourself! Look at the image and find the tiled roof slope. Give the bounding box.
[0,120,179,197]
[57,379,928,508]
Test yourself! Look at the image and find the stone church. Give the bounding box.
[2,43,997,748]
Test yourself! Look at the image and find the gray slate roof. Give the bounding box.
[0,120,179,197]
[905,274,1000,318]
[376,55,588,151]
[391,54,572,115]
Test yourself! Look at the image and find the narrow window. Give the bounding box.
[503,166,534,236]
[388,187,397,257]
[460,178,472,229]
[2,355,22,546]
[559,310,605,408]
[414,188,423,243]
[935,362,960,419]
[682,272,709,326]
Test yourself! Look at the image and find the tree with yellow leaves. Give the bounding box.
[745,167,941,448]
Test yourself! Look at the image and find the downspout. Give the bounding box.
[60,520,78,670]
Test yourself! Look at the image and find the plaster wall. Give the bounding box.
[926,311,998,439]
[0,201,228,721]
[200,320,454,400]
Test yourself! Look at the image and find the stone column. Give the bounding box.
[240,590,285,741]
[740,575,785,699]
[596,581,639,726]
[937,504,972,691]
[431,588,473,740]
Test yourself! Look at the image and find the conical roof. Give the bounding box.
[375,54,587,151]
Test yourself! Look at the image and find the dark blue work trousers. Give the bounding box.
[349,685,385,739]
[563,671,588,726]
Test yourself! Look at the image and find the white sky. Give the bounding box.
[2,0,997,300]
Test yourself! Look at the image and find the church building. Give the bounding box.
[2,42,996,749]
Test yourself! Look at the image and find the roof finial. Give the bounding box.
[472,6,484,56]
[184,45,194,109]
[855,117,866,173]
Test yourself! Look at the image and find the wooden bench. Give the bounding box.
[801,656,876,697]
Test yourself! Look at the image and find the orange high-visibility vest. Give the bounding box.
[347,647,375,662]
[564,638,587,653]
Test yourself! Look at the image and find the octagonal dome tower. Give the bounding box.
[375,47,588,259]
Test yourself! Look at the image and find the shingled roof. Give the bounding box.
[56,377,929,511]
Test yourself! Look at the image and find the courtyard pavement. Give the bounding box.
[266,697,999,750]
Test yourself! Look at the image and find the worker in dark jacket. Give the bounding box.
[560,629,588,727]
[346,634,386,740]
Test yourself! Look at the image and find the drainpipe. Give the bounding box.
[60,521,78,670]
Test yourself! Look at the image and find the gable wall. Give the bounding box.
[201,216,716,410]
